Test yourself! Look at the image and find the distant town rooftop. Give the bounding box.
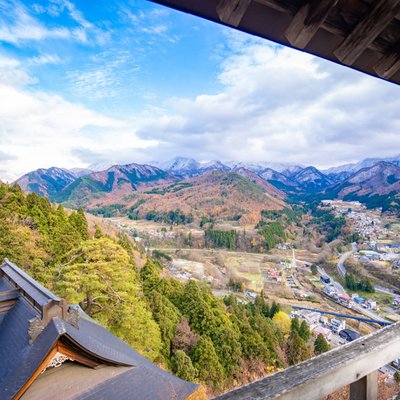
[151,0,400,85]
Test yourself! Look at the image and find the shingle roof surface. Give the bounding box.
[0,260,199,400]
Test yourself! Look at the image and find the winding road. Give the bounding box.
[336,243,357,277]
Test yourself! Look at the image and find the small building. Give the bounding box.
[290,311,301,319]
[337,293,353,308]
[366,300,377,310]
[301,311,321,329]
[319,316,329,326]
[339,329,361,342]
[0,259,200,400]
[312,326,332,340]
[330,318,346,333]
[324,285,336,297]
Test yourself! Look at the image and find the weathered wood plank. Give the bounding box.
[285,0,339,49]
[252,0,399,54]
[374,47,400,79]
[254,0,297,15]
[216,0,252,27]
[334,0,400,65]
[213,323,400,400]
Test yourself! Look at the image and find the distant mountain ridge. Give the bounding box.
[99,170,287,223]
[15,167,76,197]
[12,154,400,214]
[52,163,174,206]
[324,155,400,178]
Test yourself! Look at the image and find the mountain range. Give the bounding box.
[13,155,400,218]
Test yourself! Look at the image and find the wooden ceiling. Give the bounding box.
[150,0,400,85]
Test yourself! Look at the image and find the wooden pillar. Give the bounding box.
[350,371,378,400]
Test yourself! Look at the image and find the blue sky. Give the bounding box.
[0,0,399,180]
[1,0,227,115]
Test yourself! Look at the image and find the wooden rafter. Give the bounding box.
[334,0,400,65]
[285,0,339,49]
[150,0,400,84]
[255,0,399,55]
[216,0,252,27]
[254,0,296,14]
[374,46,400,79]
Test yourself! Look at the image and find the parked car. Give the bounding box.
[320,275,331,284]
[339,329,361,342]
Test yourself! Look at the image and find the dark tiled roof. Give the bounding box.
[1,258,60,308]
[0,297,44,399]
[0,277,14,292]
[75,366,199,400]
[0,260,199,400]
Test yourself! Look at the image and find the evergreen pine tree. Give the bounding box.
[172,350,197,382]
[298,320,311,342]
[314,333,330,355]
[191,336,225,390]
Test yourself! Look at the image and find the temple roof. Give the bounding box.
[0,259,199,400]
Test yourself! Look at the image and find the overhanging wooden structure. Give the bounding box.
[150,0,400,85]
[214,321,400,399]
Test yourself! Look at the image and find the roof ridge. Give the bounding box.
[1,258,60,303]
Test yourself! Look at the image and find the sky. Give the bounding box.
[0,0,399,181]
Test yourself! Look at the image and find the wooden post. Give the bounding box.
[350,371,377,400]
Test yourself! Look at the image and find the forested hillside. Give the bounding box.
[0,183,324,395]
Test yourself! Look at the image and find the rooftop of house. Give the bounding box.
[0,258,199,400]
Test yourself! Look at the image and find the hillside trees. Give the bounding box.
[345,272,375,293]
[257,221,286,250]
[205,229,238,250]
[0,183,322,393]
[57,237,163,361]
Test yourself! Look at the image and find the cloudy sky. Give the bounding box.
[0,0,399,181]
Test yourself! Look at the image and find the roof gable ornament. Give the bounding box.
[28,316,46,344]
[41,352,75,374]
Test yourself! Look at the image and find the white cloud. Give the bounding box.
[0,52,157,181]
[67,50,140,99]
[0,55,37,85]
[0,0,70,43]
[136,34,400,169]
[121,5,180,44]
[0,0,109,45]
[28,53,62,65]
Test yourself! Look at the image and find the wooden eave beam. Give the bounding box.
[285,0,339,49]
[334,0,400,65]
[254,0,296,14]
[216,0,252,27]
[254,0,399,54]
[14,346,58,400]
[374,46,400,79]
[214,323,400,400]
